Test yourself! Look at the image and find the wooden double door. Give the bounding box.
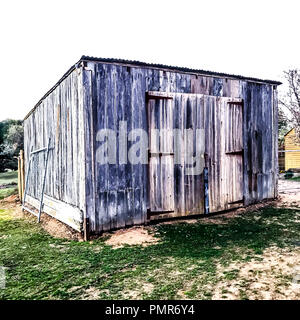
[147,92,244,217]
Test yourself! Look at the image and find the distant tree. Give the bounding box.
[0,119,23,172]
[0,144,17,172]
[6,124,24,152]
[0,119,22,145]
[279,69,300,140]
[278,106,289,148]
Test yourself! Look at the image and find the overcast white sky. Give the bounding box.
[0,0,299,121]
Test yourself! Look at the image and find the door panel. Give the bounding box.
[223,100,244,204]
[225,102,243,153]
[148,98,175,212]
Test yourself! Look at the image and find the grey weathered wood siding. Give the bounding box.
[24,69,85,229]
[84,61,278,233]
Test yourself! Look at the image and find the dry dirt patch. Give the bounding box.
[105,226,159,248]
[39,213,82,240]
[0,194,20,209]
[1,194,18,203]
[122,281,154,299]
[81,287,101,300]
[212,247,300,300]
[278,179,300,207]
[0,197,82,240]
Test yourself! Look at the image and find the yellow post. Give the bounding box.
[20,150,24,200]
[18,150,25,202]
[18,155,21,200]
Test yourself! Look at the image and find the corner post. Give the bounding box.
[78,62,95,241]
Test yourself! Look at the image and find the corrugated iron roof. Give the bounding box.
[24,55,282,120]
[81,55,282,85]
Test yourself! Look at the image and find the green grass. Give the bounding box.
[0,171,18,186]
[291,177,300,182]
[0,206,299,300]
[0,187,18,200]
[0,171,18,200]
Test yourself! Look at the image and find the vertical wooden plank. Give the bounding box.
[179,94,186,214]
[173,94,181,214]
[195,95,205,213]
[77,66,87,229]
[135,68,145,224]
[124,65,134,227]
[94,63,106,231]
[82,68,96,232]
[273,86,279,198]
[117,66,126,229]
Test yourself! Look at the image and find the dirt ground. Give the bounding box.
[0,195,82,240]
[211,179,299,300]
[278,179,300,207]
[104,227,159,248]
[212,246,300,300]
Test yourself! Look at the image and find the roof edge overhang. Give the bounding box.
[284,128,295,137]
[81,55,282,86]
[23,63,79,120]
[23,55,282,121]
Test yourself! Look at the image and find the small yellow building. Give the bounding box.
[285,128,300,170]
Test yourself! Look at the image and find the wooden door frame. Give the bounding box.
[146,91,175,219]
[145,93,245,219]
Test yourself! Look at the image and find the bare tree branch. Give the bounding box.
[280,69,300,140]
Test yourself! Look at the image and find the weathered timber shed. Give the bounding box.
[23,56,281,237]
